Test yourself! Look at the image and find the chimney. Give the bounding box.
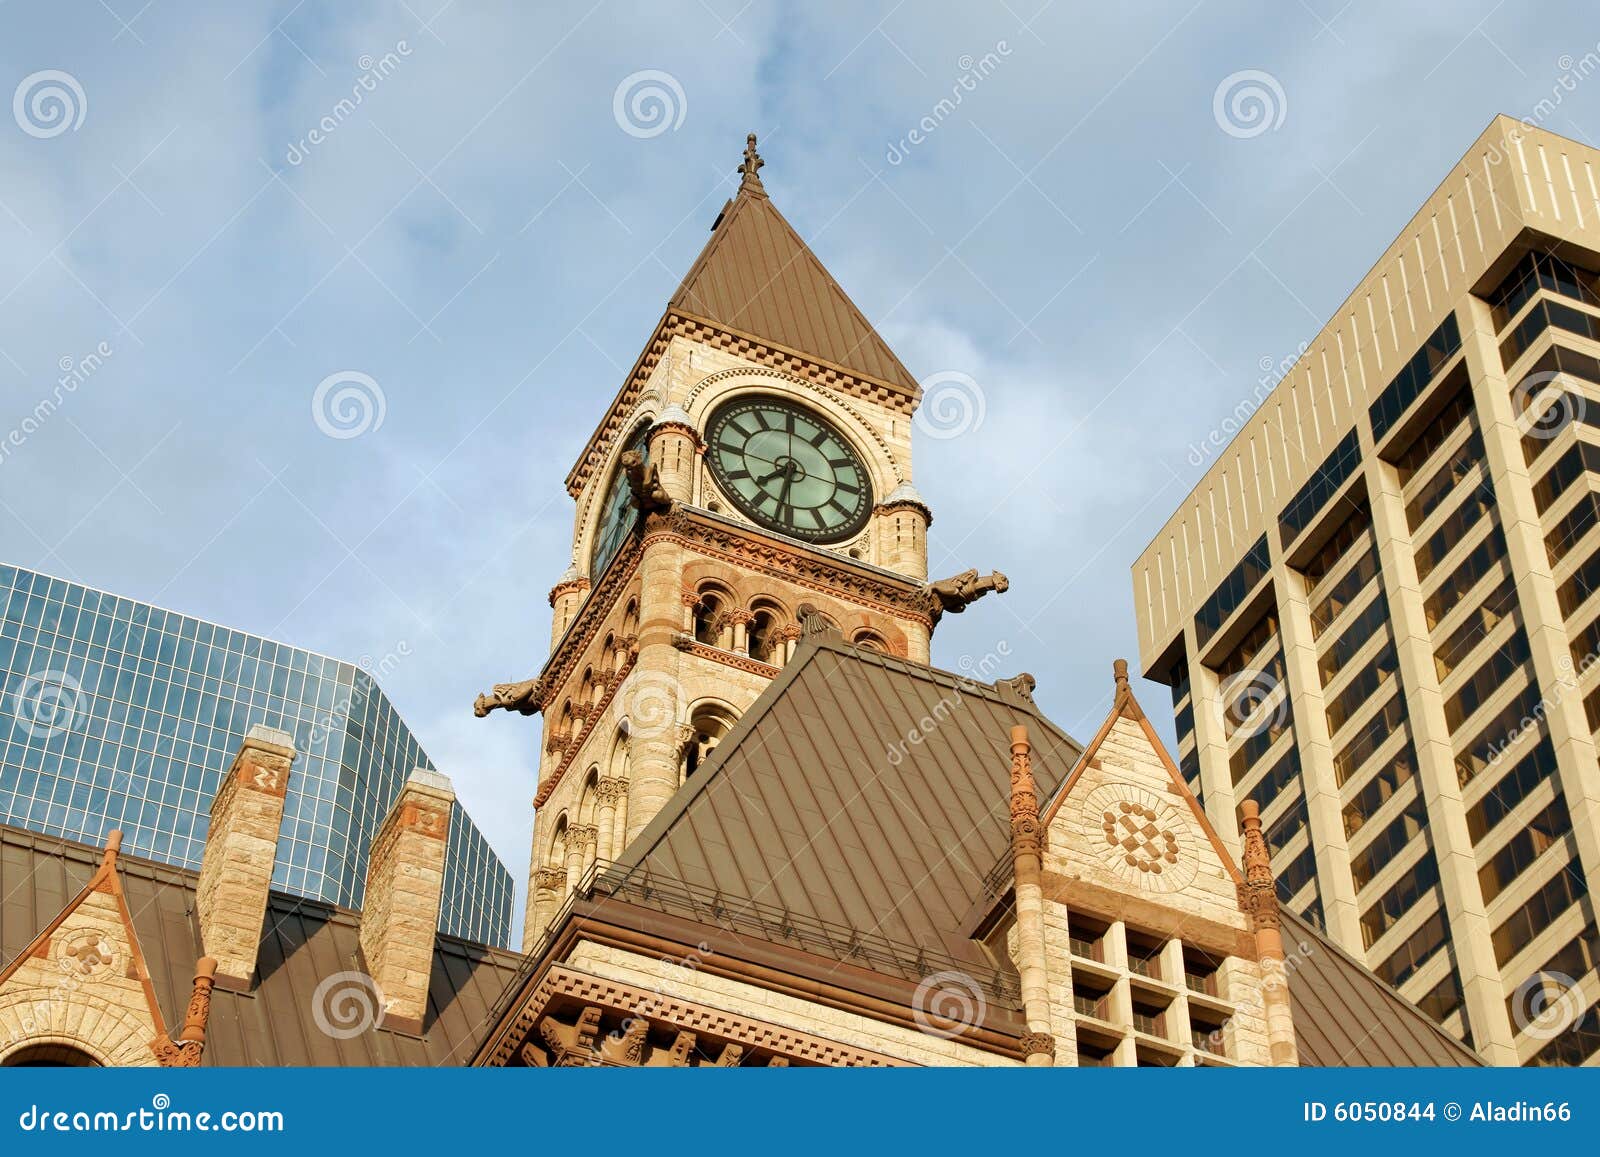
[196,725,295,988]
[360,768,454,1033]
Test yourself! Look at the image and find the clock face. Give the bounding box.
[705,398,872,543]
[591,425,651,577]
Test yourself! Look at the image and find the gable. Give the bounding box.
[0,838,166,1066]
[1042,702,1246,933]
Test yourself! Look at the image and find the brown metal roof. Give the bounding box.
[616,633,1082,992]
[614,634,1484,1066]
[669,180,920,396]
[1280,909,1483,1066]
[0,825,522,1066]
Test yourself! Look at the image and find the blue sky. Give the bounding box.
[3,0,1598,925]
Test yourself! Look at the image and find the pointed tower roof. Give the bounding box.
[564,133,923,497]
[667,134,920,395]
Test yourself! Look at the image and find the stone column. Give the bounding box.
[626,540,688,841]
[196,725,296,988]
[1240,800,1298,1066]
[728,610,753,655]
[1007,725,1055,1066]
[564,827,585,892]
[876,485,931,579]
[648,408,699,504]
[596,776,625,864]
[529,867,567,949]
[549,571,589,650]
[359,769,454,1032]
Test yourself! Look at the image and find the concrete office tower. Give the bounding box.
[1132,117,1600,1066]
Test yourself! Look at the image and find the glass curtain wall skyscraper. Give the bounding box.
[1133,118,1600,1066]
[0,563,513,947]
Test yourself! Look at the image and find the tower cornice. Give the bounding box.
[564,308,920,498]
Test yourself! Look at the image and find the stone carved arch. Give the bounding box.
[574,412,660,571]
[683,368,907,485]
[0,991,157,1068]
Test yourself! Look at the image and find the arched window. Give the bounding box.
[549,815,570,869]
[2,1043,100,1067]
[622,598,639,639]
[852,630,888,653]
[749,608,782,663]
[693,593,725,646]
[683,703,739,780]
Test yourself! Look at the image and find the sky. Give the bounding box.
[3,0,1599,929]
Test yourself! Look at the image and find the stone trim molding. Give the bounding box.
[682,366,908,485]
[670,634,781,679]
[566,309,919,497]
[484,965,905,1068]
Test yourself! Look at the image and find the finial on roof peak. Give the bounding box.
[1112,659,1141,720]
[738,132,765,192]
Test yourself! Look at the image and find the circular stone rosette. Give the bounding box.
[1082,781,1198,894]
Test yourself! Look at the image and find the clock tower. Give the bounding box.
[477,136,1006,949]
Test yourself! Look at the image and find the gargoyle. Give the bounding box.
[926,569,1009,622]
[623,450,672,515]
[474,676,544,718]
